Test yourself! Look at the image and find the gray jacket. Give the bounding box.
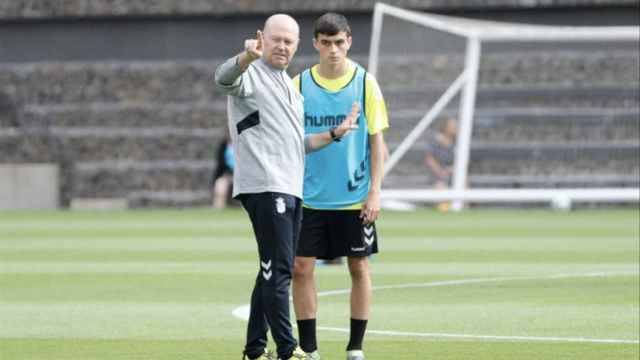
[214,56,305,199]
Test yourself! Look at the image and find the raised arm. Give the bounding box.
[214,30,264,95]
[304,102,360,153]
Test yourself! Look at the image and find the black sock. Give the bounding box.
[297,319,317,352]
[346,318,368,351]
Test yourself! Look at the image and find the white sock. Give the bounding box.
[347,350,364,357]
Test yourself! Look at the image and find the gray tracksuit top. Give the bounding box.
[214,56,305,199]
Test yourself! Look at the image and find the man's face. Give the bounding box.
[313,32,352,65]
[263,25,299,70]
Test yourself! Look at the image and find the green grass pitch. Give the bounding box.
[0,208,638,359]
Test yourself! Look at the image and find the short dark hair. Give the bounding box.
[313,12,351,38]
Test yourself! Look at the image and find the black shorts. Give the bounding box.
[297,208,379,260]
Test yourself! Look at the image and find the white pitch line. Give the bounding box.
[0,218,635,230]
[231,272,640,345]
[315,327,640,344]
[313,271,639,297]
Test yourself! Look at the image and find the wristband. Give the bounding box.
[329,127,341,142]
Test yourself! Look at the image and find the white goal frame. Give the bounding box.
[369,3,640,210]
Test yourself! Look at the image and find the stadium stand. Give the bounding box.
[0,0,638,207]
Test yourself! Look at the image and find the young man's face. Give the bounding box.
[313,31,352,65]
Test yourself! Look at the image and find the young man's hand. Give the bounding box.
[334,102,360,139]
[360,189,380,225]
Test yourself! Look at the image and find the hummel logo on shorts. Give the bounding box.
[261,259,272,280]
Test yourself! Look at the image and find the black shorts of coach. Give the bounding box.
[297,208,379,260]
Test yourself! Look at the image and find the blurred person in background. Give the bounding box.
[424,117,458,212]
[211,132,234,209]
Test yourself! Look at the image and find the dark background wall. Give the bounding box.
[1,1,637,19]
[0,1,638,62]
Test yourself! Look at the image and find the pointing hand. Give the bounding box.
[244,30,264,60]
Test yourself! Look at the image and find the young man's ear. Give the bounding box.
[346,36,353,50]
[312,37,319,51]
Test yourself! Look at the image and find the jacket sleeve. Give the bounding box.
[214,55,254,97]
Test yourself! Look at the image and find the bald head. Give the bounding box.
[264,14,300,38]
[261,14,300,69]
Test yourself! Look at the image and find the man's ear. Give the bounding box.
[346,36,353,50]
[312,37,320,51]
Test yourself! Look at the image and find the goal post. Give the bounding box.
[369,3,640,210]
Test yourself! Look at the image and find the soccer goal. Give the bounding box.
[369,3,640,210]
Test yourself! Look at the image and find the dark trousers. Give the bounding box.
[240,192,302,359]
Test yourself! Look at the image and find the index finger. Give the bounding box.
[256,30,264,43]
[351,102,361,115]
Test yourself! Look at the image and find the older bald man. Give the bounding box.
[215,14,358,360]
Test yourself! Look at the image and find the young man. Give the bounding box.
[214,14,360,360]
[292,13,389,360]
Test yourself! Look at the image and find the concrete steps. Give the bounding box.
[385,108,640,144]
[388,142,639,182]
[1,49,636,104]
[13,102,226,128]
[73,160,213,199]
[1,48,637,207]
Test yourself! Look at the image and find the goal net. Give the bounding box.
[369,3,640,210]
